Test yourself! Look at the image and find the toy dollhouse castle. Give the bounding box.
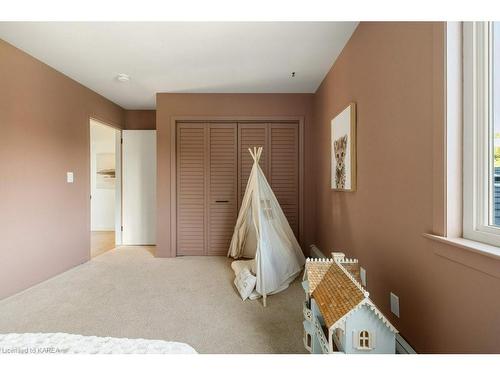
[302,253,398,354]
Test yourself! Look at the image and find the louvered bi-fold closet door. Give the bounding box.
[237,123,269,206]
[177,121,299,256]
[269,123,299,237]
[177,124,207,256]
[207,124,237,255]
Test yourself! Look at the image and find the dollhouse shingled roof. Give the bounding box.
[305,258,361,294]
[305,261,332,293]
[341,262,361,284]
[310,261,366,329]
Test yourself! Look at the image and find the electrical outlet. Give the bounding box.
[390,292,400,318]
[66,172,74,183]
[360,267,367,287]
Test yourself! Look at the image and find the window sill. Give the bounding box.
[423,234,500,259]
[423,233,500,279]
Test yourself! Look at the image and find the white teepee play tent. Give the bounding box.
[228,147,305,306]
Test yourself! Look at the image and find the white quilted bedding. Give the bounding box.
[0,333,197,354]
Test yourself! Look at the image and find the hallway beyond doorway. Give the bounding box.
[90,231,115,258]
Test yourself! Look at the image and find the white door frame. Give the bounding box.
[89,117,123,253]
[114,130,122,246]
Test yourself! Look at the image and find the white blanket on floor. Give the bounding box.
[231,259,291,301]
[231,259,261,300]
[0,333,197,354]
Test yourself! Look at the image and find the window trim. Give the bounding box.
[463,21,500,247]
[357,330,372,350]
[424,22,500,278]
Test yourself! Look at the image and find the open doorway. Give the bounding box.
[90,119,121,258]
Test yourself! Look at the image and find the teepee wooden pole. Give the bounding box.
[246,146,268,307]
[256,147,262,163]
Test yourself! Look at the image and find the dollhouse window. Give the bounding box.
[358,330,371,349]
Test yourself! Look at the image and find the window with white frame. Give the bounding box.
[358,330,371,349]
[463,22,500,247]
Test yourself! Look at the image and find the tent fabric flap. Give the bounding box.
[228,147,305,298]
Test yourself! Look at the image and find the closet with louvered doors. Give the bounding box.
[176,121,300,256]
[176,123,238,256]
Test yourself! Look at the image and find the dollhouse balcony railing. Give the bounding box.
[313,316,330,354]
[303,301,312,322]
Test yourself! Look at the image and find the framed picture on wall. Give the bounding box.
[331,102,356,191]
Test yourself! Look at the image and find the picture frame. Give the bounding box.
[331,102,357,191]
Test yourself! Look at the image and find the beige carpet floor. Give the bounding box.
[0,246,307,354]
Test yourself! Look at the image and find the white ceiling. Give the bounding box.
[0,22,358,109]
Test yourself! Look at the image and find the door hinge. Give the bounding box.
[121,225,123,231]
[121,137,123,144]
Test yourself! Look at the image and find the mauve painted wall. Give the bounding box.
[155,93,315,258]
[2,23,499,353]
[0,39,125,300]
[312,22,500,353]
[124,110,156,130]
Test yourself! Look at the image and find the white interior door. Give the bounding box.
[114,131,122,245]
[122,130,156,245]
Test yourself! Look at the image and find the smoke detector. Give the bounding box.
[116,73,130,82]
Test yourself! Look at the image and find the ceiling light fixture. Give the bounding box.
[116,73,130,82]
